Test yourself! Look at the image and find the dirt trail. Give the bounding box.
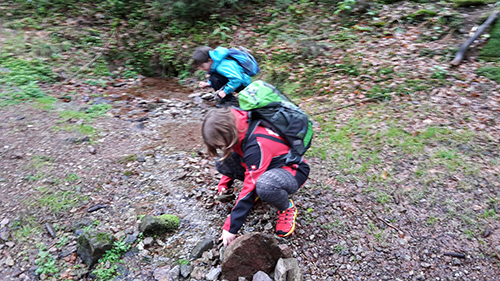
[0,78,499,280]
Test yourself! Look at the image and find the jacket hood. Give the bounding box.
[209,47,229,71]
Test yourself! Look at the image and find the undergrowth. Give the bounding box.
[93,238,132,280]
[0,56,55,106]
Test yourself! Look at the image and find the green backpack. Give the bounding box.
[238,80,313,164]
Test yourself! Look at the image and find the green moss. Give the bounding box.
[480,21,500,61]
[452,0,497,7]
[158,214,180,230]
[408,10,438,20]
[476,67,500,83]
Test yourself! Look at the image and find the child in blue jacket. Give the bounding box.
[192,46,251,107]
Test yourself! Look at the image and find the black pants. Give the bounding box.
[209,72,244,107]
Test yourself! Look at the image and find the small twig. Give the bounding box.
[368,209,405,235]
[443,252,466,259]
[451,9,500,66]
[379,217,404,234]
[440,28,455,42]
[356,205,407,237]
[417,20,429,30]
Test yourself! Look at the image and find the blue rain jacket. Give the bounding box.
[208,47,251,95]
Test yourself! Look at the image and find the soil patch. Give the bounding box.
[107,77,192,101]
[155,122,203,151]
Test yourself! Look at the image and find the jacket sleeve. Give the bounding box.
[223,138,273,234]
[216,60,248,95]
[218,175,232,193]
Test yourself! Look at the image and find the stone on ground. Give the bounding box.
[76,231,115,268]
[222,232,283,281]
[153,265,171,281]
[139,214,180,237]
[274,258,302,281]
[190,238,215,259]
[253,270,272,281]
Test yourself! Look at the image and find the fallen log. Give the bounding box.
[451,9,500,66]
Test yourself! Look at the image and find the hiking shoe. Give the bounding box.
[276,199,298,237]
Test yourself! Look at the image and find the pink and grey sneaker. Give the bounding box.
[275,199,298,237]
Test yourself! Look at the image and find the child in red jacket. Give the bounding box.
[202,107,310,246]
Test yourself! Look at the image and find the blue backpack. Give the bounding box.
[227,47,260,76]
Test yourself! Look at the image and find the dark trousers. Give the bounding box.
[209,72,244,107]
[215,152,302,211]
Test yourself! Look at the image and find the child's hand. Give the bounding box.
[218,187,227,196]
[218,90,227,99]
[218,182,228,195]
[220,229,236,246]
[199,81,210,88]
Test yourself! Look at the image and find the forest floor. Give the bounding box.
[1,1,500,280]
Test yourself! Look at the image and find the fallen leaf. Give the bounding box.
[63,252,77,263]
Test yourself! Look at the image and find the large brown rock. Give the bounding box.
[221,233,283,281]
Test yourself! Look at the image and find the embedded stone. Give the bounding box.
[139,215,180,237]
[76,231,115,268]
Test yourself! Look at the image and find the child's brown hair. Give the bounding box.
[202,107,239,159]
[192,46,212,66]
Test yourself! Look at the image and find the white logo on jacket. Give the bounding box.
[265,127,280,137]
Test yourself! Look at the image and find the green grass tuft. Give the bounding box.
[476,67,500,83]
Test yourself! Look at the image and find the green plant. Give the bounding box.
[366,221,384,242]
[426,216,438,225]
[35,245,59,275]
[14,224,37,240]
[93,238,131,280]
[122,154,137,163]
[464,229,475,240]
[32,155,52,169]
[59,104,112,121]
[376,192,390,205]
[335,0,356,14]
[434,149,458,160]
[177,259,190,265]
[66,173,80,182]
[35,186,87,214]
[479,209,497,218]
[212,23,233,41]
[77,124,96,135]
[33,96,57,110]
[431,66,448,79]
[56,236,69,248]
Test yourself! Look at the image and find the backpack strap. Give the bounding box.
[241,118,301,166]
[241,119,289,151]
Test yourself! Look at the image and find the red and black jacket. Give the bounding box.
[219,108,309,234]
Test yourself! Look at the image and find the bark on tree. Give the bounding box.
[450,10,500,66]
